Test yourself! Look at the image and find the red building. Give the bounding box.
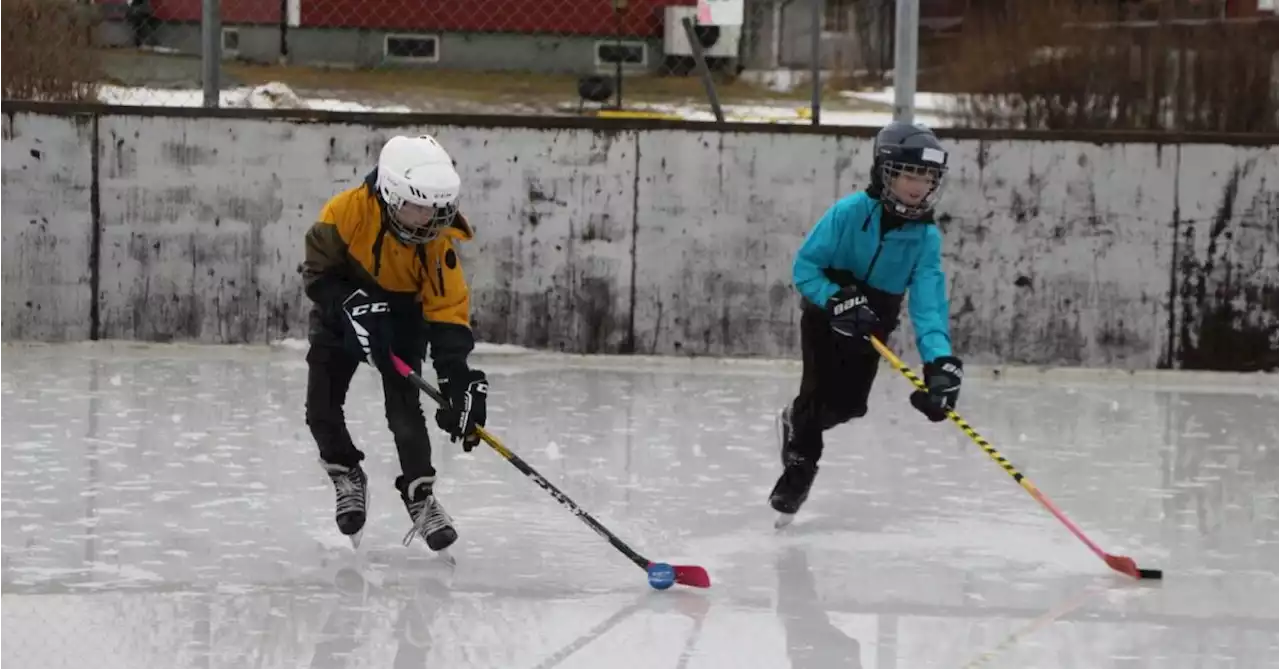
[119,0,279,24]
[133,0,694,36]
[304,0,691,35]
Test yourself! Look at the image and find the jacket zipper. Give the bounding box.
[862,204,887,284]
[372,228,386,278]
[864,242,885,284]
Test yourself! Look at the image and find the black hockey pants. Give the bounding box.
[305,342,436,481]
[785,303,882,463]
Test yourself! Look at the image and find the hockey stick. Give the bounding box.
[389,354,712,589]
[867,336,1162,581]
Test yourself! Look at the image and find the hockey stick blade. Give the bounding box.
[1104,554,1163,580]
[390,354,712,590]
[868,337,1164,582]
[668,564,712,588]
[1031,486,1163,581]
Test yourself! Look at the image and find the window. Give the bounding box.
[221,27,240,56]
[384,34,440,63]
[595,40,647,66]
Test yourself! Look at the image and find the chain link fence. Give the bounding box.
[7,1,1270,126]
[3,0,938,124]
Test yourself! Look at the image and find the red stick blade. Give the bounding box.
[672,565,712,588]
[1104,554,1140,579]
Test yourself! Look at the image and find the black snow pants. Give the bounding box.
[785,302,886,464]
[305,335,436,482]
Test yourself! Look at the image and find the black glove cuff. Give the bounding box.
[436,363,467,384]
[439,365,486,387]
[925,355,963,377]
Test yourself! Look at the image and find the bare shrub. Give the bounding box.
[942,0,1278,133]
[2,0,101,102]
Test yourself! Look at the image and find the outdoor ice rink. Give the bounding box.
[2,341,1276,669]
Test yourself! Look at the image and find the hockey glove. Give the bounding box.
[826,285,880,340]
[341,288,394,372]
[435,368,488,452]
[910,356,963,422]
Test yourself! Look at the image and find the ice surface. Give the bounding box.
[2,341,1277,669]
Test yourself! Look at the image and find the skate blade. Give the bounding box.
[349,530,363,549]
[774,513,796,529]
[437,548,457,567]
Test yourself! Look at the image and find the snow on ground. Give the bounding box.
[838,87,959,115]
[96,82,415,113]
[617,101,951,127]
[96,81,958,128]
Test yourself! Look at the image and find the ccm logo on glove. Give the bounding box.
[436,369,489,452]
[348,301,389,317]
[341,288,395,371]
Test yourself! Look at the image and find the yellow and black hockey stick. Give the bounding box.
[389,354,712,589]
[868,336,1162,581]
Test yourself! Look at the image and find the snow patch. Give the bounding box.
[96,81,956,127]
[97,82,413,113]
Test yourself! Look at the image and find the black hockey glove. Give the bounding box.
[910,356,963,422]
[341,288,395,372]
[826,285,880,340]
[435,368,488,452]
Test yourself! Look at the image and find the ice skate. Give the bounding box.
[770,408,818,527]
[770,452,818,527]
[398,475,458,563]
[323,461,368,548]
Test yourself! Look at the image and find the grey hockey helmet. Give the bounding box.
[869,122,949,220]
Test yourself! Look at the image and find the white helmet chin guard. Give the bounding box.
[375,135,461,244]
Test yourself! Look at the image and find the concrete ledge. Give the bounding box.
[3,100,1276,145]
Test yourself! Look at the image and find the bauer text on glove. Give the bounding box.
[827,285,880,339]
[910,355,962,422]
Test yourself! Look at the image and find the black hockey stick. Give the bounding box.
[389,354,711,589]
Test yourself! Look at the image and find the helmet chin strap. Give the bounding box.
[382,202,435,244]
[392,219,439,244]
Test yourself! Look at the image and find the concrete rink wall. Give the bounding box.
[2,105,1276,371]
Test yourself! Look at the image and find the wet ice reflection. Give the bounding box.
[2,342,1276,668]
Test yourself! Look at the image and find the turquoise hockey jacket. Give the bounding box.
[793,190,953,363]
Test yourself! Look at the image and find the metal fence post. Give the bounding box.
[680,17,725,123]
[810,0,822,125]
[892,0,918,124]
[202,0,222,108]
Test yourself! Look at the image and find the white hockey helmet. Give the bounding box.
[375,134,460,244]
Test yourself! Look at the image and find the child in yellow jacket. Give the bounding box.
[300,134,487,553]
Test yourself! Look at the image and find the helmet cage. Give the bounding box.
[875,145,948,220]
[377,164,459,245]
